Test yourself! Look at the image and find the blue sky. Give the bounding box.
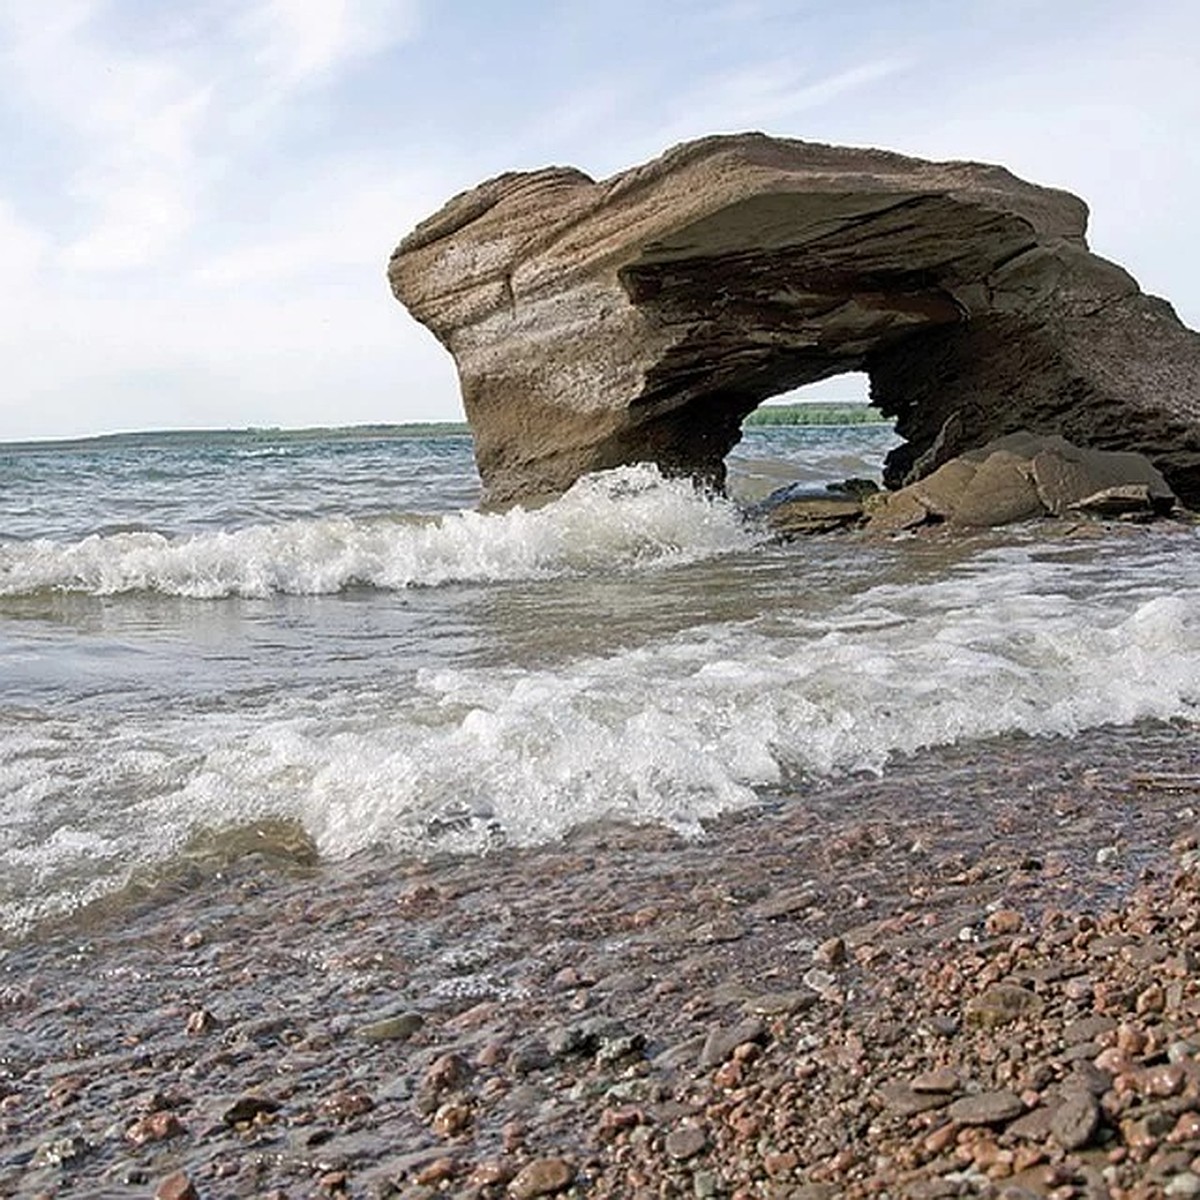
[1,0,1197,439]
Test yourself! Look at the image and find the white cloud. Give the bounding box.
[691,58,909,129]
[0,0,420,275]
[0,198,46,285]
[240,0,419,88]
[0,3,211,270]
[191,160,449,287]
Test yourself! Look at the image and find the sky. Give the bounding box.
[1,0,1197,441]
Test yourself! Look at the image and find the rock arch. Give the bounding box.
[389,134,1200,508]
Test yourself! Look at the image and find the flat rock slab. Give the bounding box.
[866,431,1179,532]
[877,1082,952,1116]
[946,1089,1025,1125]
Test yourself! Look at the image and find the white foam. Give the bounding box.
[191,540,1200,857]
[3,531,1199,935]
[0,465,756,598]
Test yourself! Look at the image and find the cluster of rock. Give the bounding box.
[390,133,1200,511]
[765,430,1182,538]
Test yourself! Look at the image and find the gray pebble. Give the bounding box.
[946,1089,1024,1126]
[1051,1090,1100,1150]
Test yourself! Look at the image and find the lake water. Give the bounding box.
[1,423,1198,939]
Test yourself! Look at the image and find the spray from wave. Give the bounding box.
[0,465,758,598]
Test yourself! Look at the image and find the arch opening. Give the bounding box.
[728,372,899,504]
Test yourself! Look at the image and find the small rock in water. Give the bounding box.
[423,1051,471,1096]
[814,935,847,967]
[356,1010,424,1042]
[432,1100,472,1138]
[984,908,1024,935]
[222,1093,281,1125]
[125,1111,186,1145]
[155,1172,199,1200]
[33,1134,91,1168]
[184,1007,218,1036]
[508,1156,575,1198]
[319,1088,375,1121]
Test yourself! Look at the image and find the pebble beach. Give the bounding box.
[4,721,1200,1200]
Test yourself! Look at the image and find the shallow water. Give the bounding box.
[1,423,1198,938]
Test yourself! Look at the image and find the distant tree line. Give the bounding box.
[745,403,889,426]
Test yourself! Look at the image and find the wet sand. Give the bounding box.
[3,721,1200,1199]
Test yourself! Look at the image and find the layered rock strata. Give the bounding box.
[389,134,1200,508]
[766,432,1180,538]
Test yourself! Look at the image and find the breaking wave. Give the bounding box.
[0,466,757,598]
[5,530,1199,935]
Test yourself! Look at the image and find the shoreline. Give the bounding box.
[3,722,1200,1199]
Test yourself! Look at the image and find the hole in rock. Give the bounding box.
[727,372,900,504]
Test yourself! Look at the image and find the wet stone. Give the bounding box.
[964,984,1043,1028]
[356,1011,424,1043]
[155,1171,199,1200]
[1144,1063,1187,1097]
[665,1123,708,1161]
[508,1156,575,1198]
[1051,1090,1101,1150]
[700,1017,766,1069]
[946,1090,1025,1126]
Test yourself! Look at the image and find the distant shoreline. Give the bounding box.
[0,421,474,451]
[4,408,888,453]
[3,406,889,452]
[745,402,888,426]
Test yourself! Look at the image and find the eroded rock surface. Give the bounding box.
[389,134,1200,508]
[862,431,1179,534]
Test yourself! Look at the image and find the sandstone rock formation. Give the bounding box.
[389,134,1200,508]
